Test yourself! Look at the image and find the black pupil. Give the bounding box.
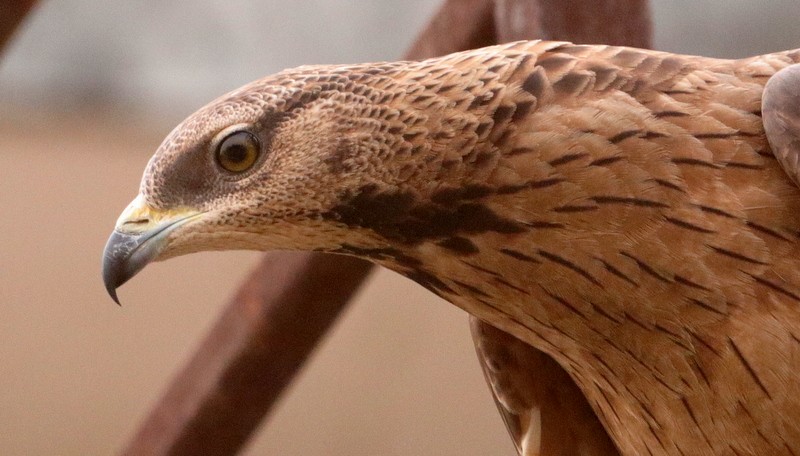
[225,143,249,163]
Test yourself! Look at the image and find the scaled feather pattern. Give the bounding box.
[105,41,800,456]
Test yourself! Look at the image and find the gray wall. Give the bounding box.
[0,1,437,119]
[652,0,800,57]
[2,1,800,120]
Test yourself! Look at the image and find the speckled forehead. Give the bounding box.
[139,84,295,199]
[152,86,290,164]
[136,63,395,206]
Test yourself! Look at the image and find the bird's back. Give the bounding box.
[328,41,800,455]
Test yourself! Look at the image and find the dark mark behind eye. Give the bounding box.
[327,184,524,245]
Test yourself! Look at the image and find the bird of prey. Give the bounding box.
[103,40,800,455]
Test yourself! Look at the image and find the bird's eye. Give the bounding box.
[215,130,261,173]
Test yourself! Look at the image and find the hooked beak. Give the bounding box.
[102,195,202,305]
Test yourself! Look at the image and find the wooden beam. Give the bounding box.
[405,0,496,60]
[122,252,372,455]
[0,0,37,54]
[494,0,651,48]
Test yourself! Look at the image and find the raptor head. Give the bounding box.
[102,51,516,304]
[102,67,419,303]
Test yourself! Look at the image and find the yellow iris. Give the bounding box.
[216,130,260,173]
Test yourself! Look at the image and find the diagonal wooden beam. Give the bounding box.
[494,0,651,47]
[0,0,37,54]
[405,0,497,60]
[121,2,497,455]
[122,252,372,455]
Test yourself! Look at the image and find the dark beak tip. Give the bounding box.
[105,278,122,306]
[101,230,145,307]
[102,213,187,305]
[102,251,123,306]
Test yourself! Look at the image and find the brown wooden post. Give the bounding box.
[0,0,37,54]
[122,252,373,455]
[494,0,651,47]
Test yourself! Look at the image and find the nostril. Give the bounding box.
[124,218,150,226]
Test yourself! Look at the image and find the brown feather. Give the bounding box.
[471,317,620,455]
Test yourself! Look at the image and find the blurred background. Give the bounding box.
[1,1,800,455]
